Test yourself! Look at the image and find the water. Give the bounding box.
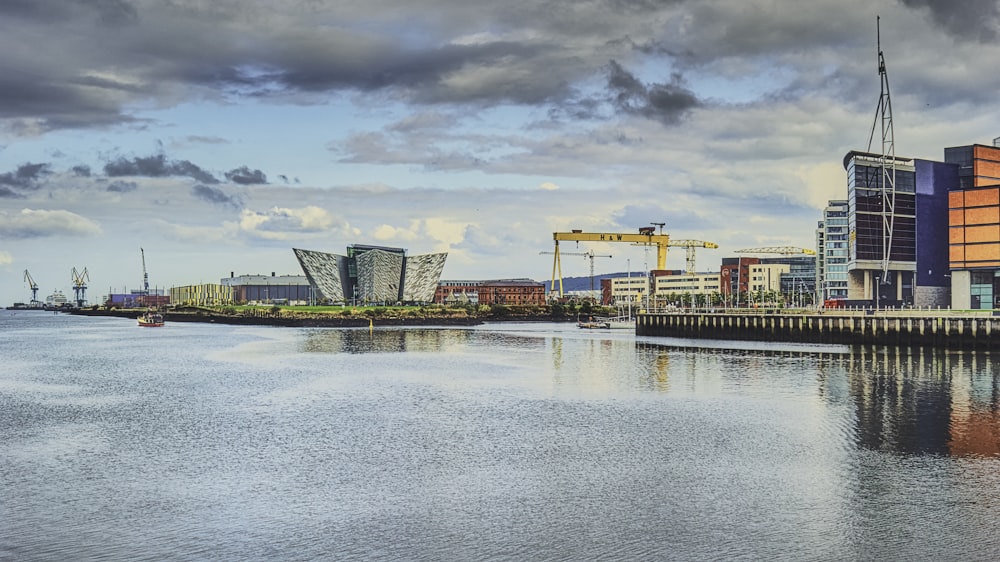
[2,310,999,560]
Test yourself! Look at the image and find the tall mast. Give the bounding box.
[866,15,896,281]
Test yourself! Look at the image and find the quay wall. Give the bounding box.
[636,312,1000,350]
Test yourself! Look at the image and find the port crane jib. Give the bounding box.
[667,240,719,275]
[23,269,39,304]
[140,247,149,295]
[735,246,816,256]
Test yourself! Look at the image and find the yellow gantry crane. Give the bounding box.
[539,250,612,294]
[735,246,816,256]
[550,227,671,298]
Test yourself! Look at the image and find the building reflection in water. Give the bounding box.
[637,342,1000,458]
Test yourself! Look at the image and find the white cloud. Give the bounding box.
[0,209,102,239]
[540,182,560,191]
[0,251,12,265]
[237,206,353,241]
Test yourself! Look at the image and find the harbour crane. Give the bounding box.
[140,247,149,295]
[539,250,612,295]
[735,246,816,256]
[23,269,39,305]
[550,228,671,297]
[667,240,720,275]
[71,267,89,307]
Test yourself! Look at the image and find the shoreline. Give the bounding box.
[65,307,576,327]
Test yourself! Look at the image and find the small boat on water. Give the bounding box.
[137,311,165,327]
[578,318,610,329]
[604,315,636,329]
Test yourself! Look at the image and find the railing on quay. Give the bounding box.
[636,306,1000,349]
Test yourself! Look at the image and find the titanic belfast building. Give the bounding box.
[294,245,447,304]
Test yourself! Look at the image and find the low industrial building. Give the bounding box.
[221,273,312,305]
[170,284,234,306]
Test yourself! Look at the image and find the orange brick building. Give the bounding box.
[946,143,1000,308]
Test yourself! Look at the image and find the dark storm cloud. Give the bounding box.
[2,0,999,135]
[900,0,1000,41]
[224,166,267,185]
[0,187,23,198]
[606,61,699,125]
[0,0,138,24]
[192,184,242,208]
[106,180,138,192]
[71,165,92,177]
[104,154,218,184]
[0,163,51,192]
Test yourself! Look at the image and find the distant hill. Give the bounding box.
[541,272,633,293]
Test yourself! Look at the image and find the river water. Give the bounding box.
[1,310,999,560]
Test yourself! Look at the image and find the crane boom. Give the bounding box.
[735,246,816,256]
[140,247,149,294]
[667,240,719,275]
[23,269,39,303]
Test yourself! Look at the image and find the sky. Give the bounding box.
[2,0,1000,304]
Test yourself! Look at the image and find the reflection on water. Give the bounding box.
[3,314,1000,560]
[639,342,1000,458]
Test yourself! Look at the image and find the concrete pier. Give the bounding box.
[636,312,1000,349]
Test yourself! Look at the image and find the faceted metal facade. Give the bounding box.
[356,249,404,303]
[293,248,349,302]
[294,246,447,304]
[402,253,448,302]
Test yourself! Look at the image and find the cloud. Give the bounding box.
[0,208,102,239]
[224,166,268,185]
[540,182,560,191]
[106,180,138,193]
[605,60,700,125]
[71,164,92,177]
[0,163,51,194]
[900,0,1000,41]
[192,184,243,208]
[0,250,12,265]
[104,153,218,184]
[237,206,350,240]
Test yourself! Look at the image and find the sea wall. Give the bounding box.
[636,312,1000,349]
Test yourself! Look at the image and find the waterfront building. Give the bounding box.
[650,272,719,296]
[817,200,849,302]
[606,275,649,305]
[748,262,789,295]
[170,284,234,306]
[434,280,481,305]
[221,273,312,305]
[843,150,917,306]
[477,279,545,306]
[842,150,956,308]
[294,245,447,305]
[946,141,1000,309]
[913,158,956,307]
[720,257,759,305]
[105,289,169,308]
[756,256,816,306]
